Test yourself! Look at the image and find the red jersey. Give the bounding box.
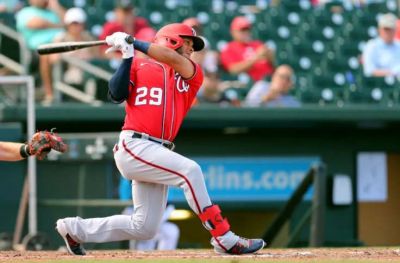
[220,40,274,81]
[122,57,203,142]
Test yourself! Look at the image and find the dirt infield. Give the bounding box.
[1,248,400,262]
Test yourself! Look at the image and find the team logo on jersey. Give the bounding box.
[175,74,190,93]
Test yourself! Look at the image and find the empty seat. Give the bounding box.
[0,12,16,29]
[359,76,399,90]
[324,51,361,73]
[290,37,327,61]
[280,0,312,13]
[346,87,389,105]
[365,1,398,14]
[310,9,347,28]
[282,54,316,75]
[298,89,321,104]
[311,71,348,91]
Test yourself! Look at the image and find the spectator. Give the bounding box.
[99,0,150,57]
[363,13,400,77]
[52,7,99,86]
[119,177,180,251]
[16,0,65,104]
[220,16,275,82]
[0,0,23,13]
[244,64,301,107]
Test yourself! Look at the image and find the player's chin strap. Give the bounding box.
[198,205,230,237]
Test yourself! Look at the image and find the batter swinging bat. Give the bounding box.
[37,35,134,55]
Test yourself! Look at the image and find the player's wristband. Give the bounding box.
[133,40,150,54]
[20,144,31,158]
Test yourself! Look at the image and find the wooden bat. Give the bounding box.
[37,35,134,55]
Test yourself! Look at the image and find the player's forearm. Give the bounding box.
[141,41,194,79]
[0,142,25,161]
[108,58,132,103]
[147,43,182,67]
[133,40,177,64]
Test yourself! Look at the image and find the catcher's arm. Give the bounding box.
[0,141,27,161]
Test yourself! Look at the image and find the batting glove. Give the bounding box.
[105,32,134,59]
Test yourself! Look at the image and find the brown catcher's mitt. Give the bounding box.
[28,128,68,160]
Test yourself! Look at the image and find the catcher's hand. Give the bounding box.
[28,128,68,160]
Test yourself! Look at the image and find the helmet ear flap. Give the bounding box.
[155,35,183,50]
[154,23,204,51]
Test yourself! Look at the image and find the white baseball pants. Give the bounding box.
[61,131,238,249]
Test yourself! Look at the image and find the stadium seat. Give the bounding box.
[346,75,400,106]
[262,25,295,43]
[346,87,387,105]
[365,1,398,14]
[0,12,16,29]
[324,51,360,73]
[312,71,347,87]
[283,55,315,75]
[298,89,320,104]
[193,0,211,12]
[334,37,363,58]
[280,0,312,13]
[290,37,327,61]
[59,0,81,9]
[387,89,400,106]
[310,9,347,28]
[359,76,399,90]
[295,73,313,91]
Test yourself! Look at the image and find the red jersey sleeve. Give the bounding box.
[183,60,203,96]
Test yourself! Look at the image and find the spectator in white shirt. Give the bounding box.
[363,13,400,77]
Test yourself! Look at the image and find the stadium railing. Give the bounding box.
[263,163,327,247]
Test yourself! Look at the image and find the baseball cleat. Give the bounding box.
[213,237,266,255]
[55,219,86,256]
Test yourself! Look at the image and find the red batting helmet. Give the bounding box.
[154,23,205,51]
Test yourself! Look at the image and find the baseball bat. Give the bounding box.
[37,35,134,55]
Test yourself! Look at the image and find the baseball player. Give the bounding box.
[56,23,265,255]
[0,131,67,161]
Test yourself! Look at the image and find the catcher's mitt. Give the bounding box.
[28,128,68,160]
